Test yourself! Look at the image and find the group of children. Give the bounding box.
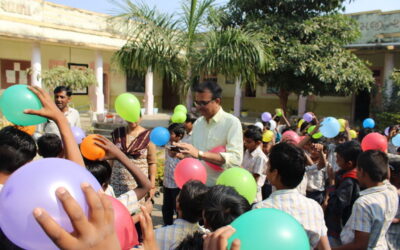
[0,85,399,250]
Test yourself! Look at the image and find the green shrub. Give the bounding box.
[374,112,400,131]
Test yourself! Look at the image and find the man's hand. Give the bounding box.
[175,142,199,159]
[33,183,120,250]
[24,86,64,122]
[203,225,241,250]
[93,135,124,160]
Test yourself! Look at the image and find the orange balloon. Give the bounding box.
[80,134,105,160]
[14,125,36,136]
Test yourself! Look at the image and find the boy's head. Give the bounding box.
[243,127,262,152]
[203,185,251,231]
[176,232,204,250]
[184,114,196,133]
[357,128,373,143]
[37,133,63,158]
[85,158,112,190]
[267,142,306,189]
[177,180,208,223]
[334,132,347,144]
[357,150,388,187]
[262,141,273,155]
[335,141,362,171]
[0,126,36,175]
[168,123,186,143]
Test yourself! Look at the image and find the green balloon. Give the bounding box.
[114,93,141,123]
[216,167,257,204]
[171,111,186,123]
[1,84,47,126]
[307,125,323,139]
[228,208,310,250]
[174,104,187,114]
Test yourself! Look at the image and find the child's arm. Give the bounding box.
[316,235,331,250]
[147,142,157,199]
[332,231,369,250]
[315,144,327,170]
[94,136,152,200]
[280,112,291,127]
[25,86,84,167]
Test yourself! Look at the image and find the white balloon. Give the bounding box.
[254,122,264,131]
[268,120,277,131]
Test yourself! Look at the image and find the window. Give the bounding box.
[266,85,279,95]
[126,74,145,93]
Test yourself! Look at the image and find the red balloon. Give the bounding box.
[205,146,226,172]
[108,196,138,250]
[282,130,300,144]
[361,132,388,152]
[174,158,207,188]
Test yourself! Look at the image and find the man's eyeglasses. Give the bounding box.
[194,100,214,107]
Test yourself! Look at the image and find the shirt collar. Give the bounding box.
[250,146,263,157]
[270,188,298,197]
[210,107,224,123]
[359,184,387,196]
[173,218,199,227]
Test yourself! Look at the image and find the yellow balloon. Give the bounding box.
[349,129,357,139]
[338,118,346,132]
[298,119,305,128]
[262,130,274,142]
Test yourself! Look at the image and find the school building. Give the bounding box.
[0,0,399,123]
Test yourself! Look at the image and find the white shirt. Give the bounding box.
[340,181,399,249]
[191,108,243,186]
[42,107,81,136]
[242,146,268,202]
[105,185,139,214]
[305,164,327,192]
[163,142,180,188]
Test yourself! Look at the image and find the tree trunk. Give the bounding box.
[278,88,290,114]
[234,76,242,117]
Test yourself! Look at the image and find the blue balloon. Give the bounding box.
[363,118,375,129]
[150,127,170,146]
[320,117,340,138]
[392,134,400,147]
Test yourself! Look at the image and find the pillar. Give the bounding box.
[31,43,42,87]
[93,51,104,115]
[233,76,242,117]
[384,53,395,104]
[297,95,307,116]
[145,67,154,115]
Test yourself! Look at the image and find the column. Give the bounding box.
[384,53,395,104]
[297,95,307,116]
[31,43,42,87]
[233,76,242,117]
[145,66,154,115]
[94,51,104,115]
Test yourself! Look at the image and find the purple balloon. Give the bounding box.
[261,112,272,122]
[71,126,86,144]
[0,158,101,249]
[303,112,313,123]
[384,127,390,136]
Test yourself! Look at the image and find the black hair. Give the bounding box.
[185,114,197,124]
[0,126,36,174]
[37,133,63,158]
[54,86,72,97]
[357,150,388,182]
[175,232,204,250]
[269,142,306,188]
[203,185,251,231]
[335,132,347,140]
[358,128,373,143]
[85,158,112,185]
[244,127,262,142]
[193,81,222,99]
[335,141,362,164]
[168,123,186,138]
[178,180,209,223]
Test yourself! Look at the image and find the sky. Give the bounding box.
[47,0,400,16]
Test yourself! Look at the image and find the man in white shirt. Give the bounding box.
[177,81,243,186]
[40,86,81,136]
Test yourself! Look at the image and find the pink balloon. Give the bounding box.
[361,132,388,152]
[174,158,207,188]
[282,130,300,144]
[108,196,138,250]
[205,146,226,171]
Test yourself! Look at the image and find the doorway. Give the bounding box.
[162,78,180,110]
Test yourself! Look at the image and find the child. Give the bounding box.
[325,141,361,245]
[162,123,186,225]
[242,127,268,202]
[335,150,399,249]
[37,133,63,158]
[155,180,208,250]
[253,142,330,250]
[182,114,196,143]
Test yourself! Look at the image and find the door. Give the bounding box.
[162,78,180,110]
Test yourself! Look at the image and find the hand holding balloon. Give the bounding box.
[93,135,124,160]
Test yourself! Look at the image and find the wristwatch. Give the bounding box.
[198,150,204,160]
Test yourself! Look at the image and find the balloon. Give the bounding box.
[71,126,86,144]
[361,132,388,152]
[262,130,274,142]
[0,158,101,250]
[320,117,340,138]
[0,84,47,126]
[80,134,106,160]
[275,108,283,117]
[261,112,272,122]
[281,130,300,144]
[384,127,390,136]
[392,134,400,147]
[228,208,309,250]
[254,122,263,131]
[268,120,277,131]
[115,93,141,123]
[171,111,186,123]
[349,129,357,139]
[297,119,305,129]
[205,146,226,172]
[307,125,323,139]
[302,112,313,123]
[150,127,170,146]
[338,119,346,132]
[216,167,257,204]
[108,196,139,250]
[174,158,207,188]
[174,104,187,114]
[363,118,375,129]
[13,125,36,136]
